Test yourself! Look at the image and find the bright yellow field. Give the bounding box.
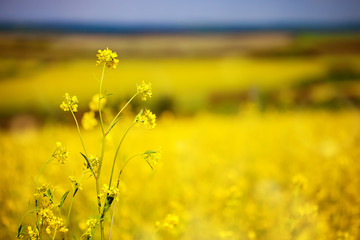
[0,56,351,112]
[1,33,360,239]
[2,107,360,239]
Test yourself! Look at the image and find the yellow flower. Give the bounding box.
[80,218,97,240]
[89,93,107,112]
[83,154,100,174]
[27,226,39,240]
[156,214,179,230]
[96,47,119,69]
[136,109,156,129]
[81,111,98,130]
[99,184,120,202]
[137,81,152,101]
[60,93,78,112]
[53,142,69,164]
[292,174,308,190]
[143,150,161,169]
[39,207,68,236]
[69,176,83,191]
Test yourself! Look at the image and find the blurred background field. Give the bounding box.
[1,1,360,239]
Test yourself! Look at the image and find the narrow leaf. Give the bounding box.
[144,150,156,155]
[80,152,96,179]
[58,191,70,209]
[47,189,54,203]
[73,187,79,197]
[145,160,153,170]
[80,152,91,169]
[17,224,23,238]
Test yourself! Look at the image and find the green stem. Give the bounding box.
[108,202,116,240]
[108,153,142,240]
[66,195,75,228]
[98,57,106,137]
[105,92,139,136]
[17,208,36,237]
[117,154,142,182]
[108,122,138,188]
[70,110,98,180]
[97,63,106,191]
[97,63,106,240]
[52,228,57,240]
[70,110,89,160]
[34,154,54,236]
[66,170,86,227]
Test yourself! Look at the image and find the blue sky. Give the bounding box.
[0,0,360,24]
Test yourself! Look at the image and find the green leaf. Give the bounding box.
[144,150,156,155]
[47,189,54,203]
[58,191,70,209]
[80,153,96,179]
[73,187,79,197]
[16,224,23,238]
[145,160,153,170]
[80,152,91,169]
[103,93,113,98]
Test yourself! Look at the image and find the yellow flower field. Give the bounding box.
[1,33,360,239]
[1,107,360,239]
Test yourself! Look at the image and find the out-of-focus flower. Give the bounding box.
[82,111,98,130]
[136,109,156,129]
[60,93,78,112]
[137,81,152,101]
[96,47,119,69]
[53,142,69,164]
[89,94,107,112]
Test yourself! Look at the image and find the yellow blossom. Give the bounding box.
[53,142,69,164]
[69,176,83,191]
[137,81,152,101]
[292,174,308,190]
[60,93,78,112]
[98,184,120,203]
[96,47,119,69]
[143,150,161,169]
[80,218,97,240]
[39,207,68,236]
[136,109,156,129]
[27,226,39,240]
[81,111,98,130]
[162,214,179,229]
[89,93,107,112]
[83,154,100,174]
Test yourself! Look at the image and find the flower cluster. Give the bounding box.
[156,214,179,230]
[137,81,152,101]
[69,176,83,191]
[96,47,119,69]
[142,150,161,169]
[89,93,107,112]
[80,218,97,240]
[292,174,308,190]
[81,111,98,130]
[98,184,120,203]
[60,93,78,112]
[53,142,69,164]
[34,184,68,236]
[34,184,55,203]
[136,109,157,129]
[337,231,354,240]
[83,154,100,174]
[39,208,68,235]
[27,226,39,240]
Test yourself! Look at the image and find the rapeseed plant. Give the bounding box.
[17,48,162,240]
